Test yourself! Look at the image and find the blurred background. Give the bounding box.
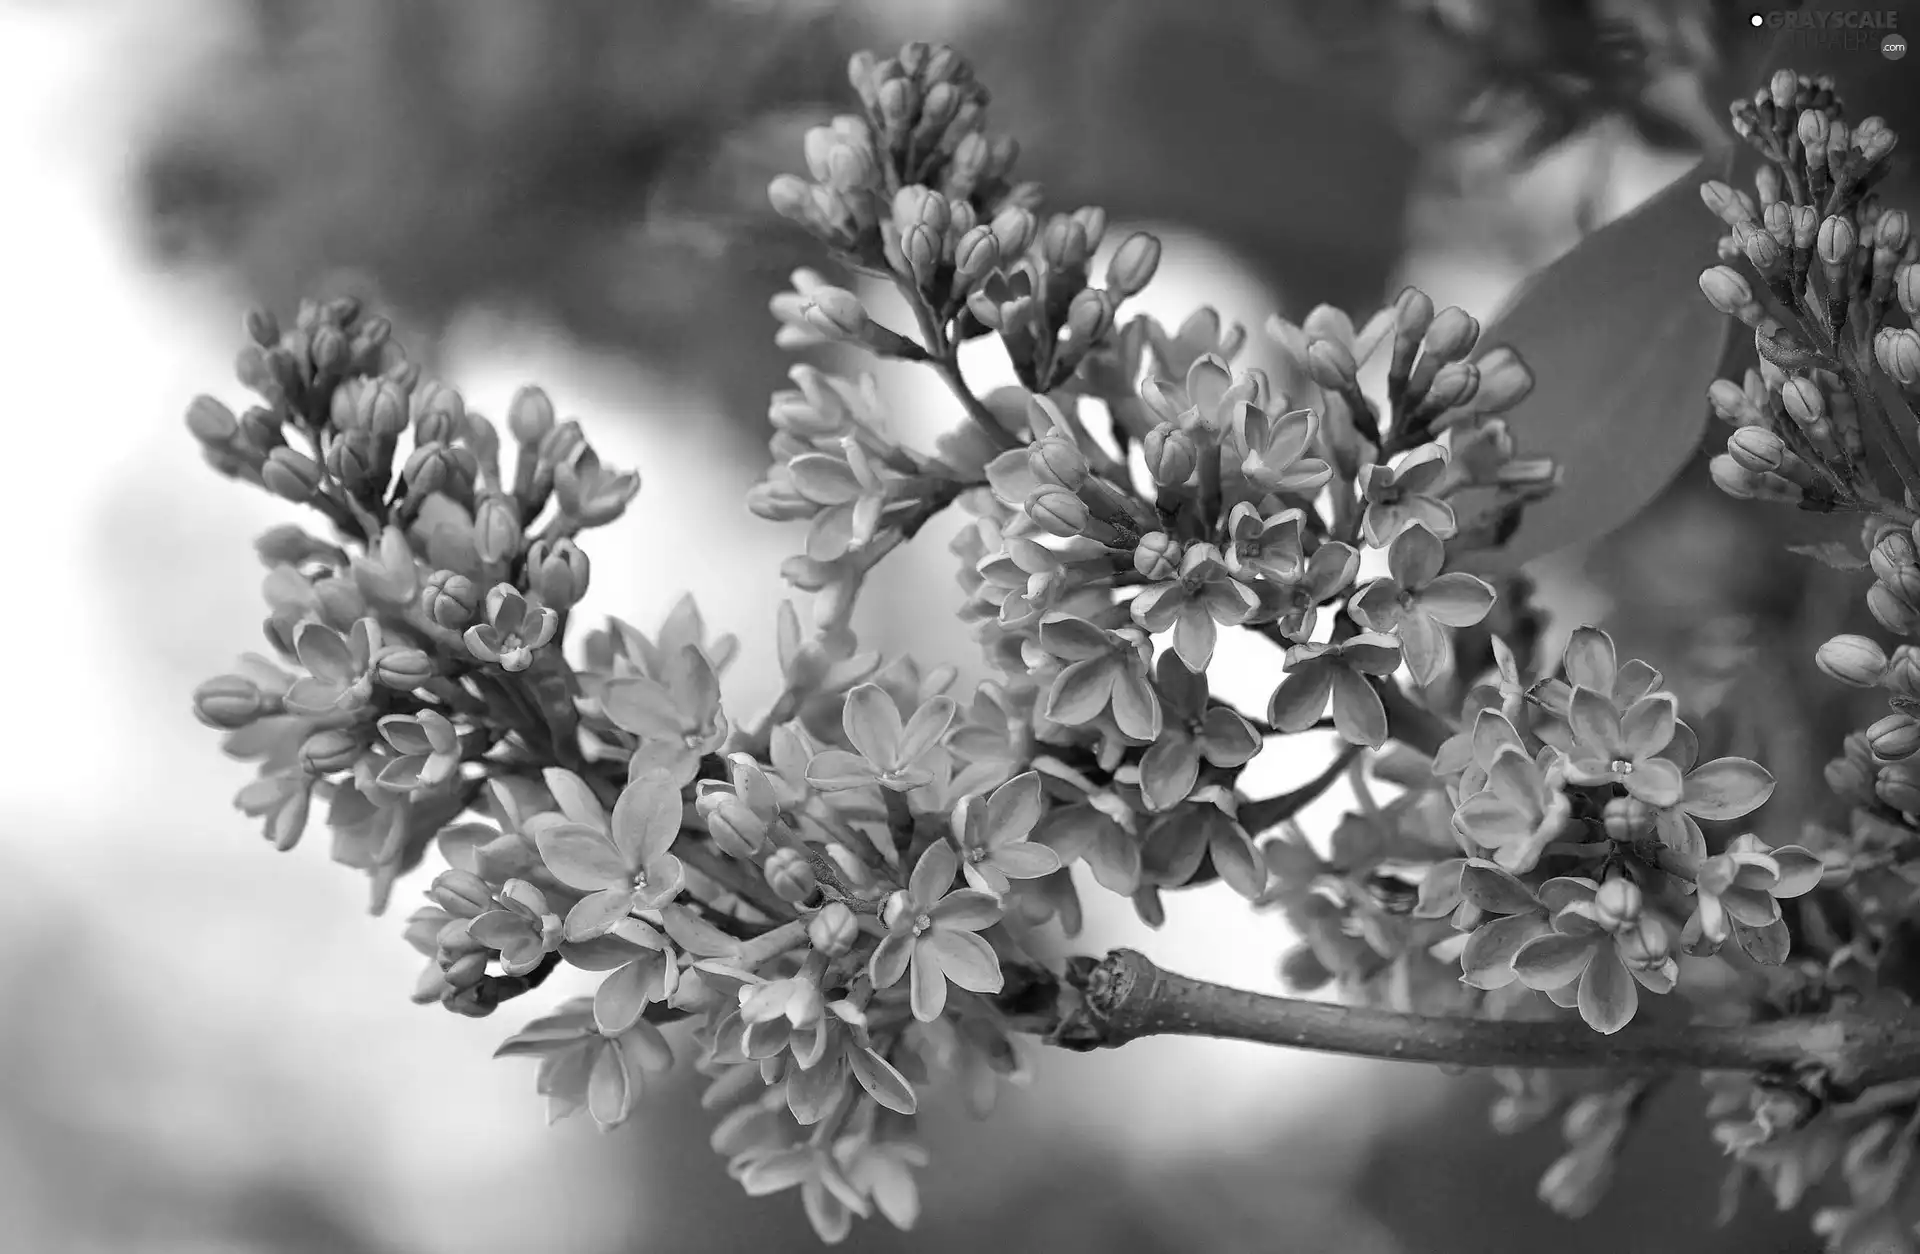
[2,0,1914,1249]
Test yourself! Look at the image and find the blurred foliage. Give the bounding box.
[140,0,1754,443]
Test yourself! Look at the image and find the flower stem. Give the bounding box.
[1026,949,1920,1087]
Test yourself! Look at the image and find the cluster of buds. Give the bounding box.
[1698,69,1918,511]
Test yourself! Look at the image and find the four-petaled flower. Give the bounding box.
[284,617,381,714]
[1357,444,1455,547]
[1129,542,1259,671]
[951,770,1061,896]
[1649,722,1778,860]
[492,998,675,1131]
[375,708,462,791]
[1139,650,1261,811]
[1452,745,1572,874]
[869,841,1005,1022]
[1140,353,1261,437]
[600,644,729,787]
[466,878,563,976]
[1562,686,1683,806]
[787,435,901,561]
[1033,613,1162,741]
[806,683,957,792]
[1234,406,1335,498]
[533,767,687,941]
[464,584,559,672]
[1349,523,1496,686]
[1510,878,1676,1034]
[1268,633,1404,747]
[1682,834,1823,949]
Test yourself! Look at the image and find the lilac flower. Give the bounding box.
[805,683,957,792]
[1510,878,1677,1034]
[466,878,563,976]
[1129,541,1259,670]
[869,841,1005,1021]
[492,998,676,1130]
[951,770,1060,896]
[1234,406,1334,497]
[1452,745,1572,874]
[1648,720,1777,860]
[1357,444,1455,547]
[788,436,902,560]
[283,618,381,714]
[1561,686,1684,806]
[374,709,461,791]
[1681,834,1823,950]
[1267,633,1404,747]
[1033,613,1162,741]
[533,768,687,941]
[600,644,729,787]
[1349,524,1495,685]
[463,583,558,671]
[734,1143,870,1244]
[1138,650,1261,811]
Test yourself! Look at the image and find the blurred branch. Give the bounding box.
[1015,949,1920,1088]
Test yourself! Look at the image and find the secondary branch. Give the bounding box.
[1006,948,1920,1090]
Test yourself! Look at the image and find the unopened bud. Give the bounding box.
[1853,116,1897,165]
[421,570,480,629]
[1106,232,1161,298]
[1134,531,1182,582]
[1817,215,1856,266]
[1798,107,1830,154]
[1699,266,1757,316]
[1708,453,1761,499]
[1876,328,1920,387]
[802,288,870,341]
[1780,377,1827,427]
[1817,634,1890,686]
[697,794,768,860]
[953,226,1000,290]
[1868,582,1920,635]
[473,494,524,566]
[1025,485,1091,537]
[764,848,818,904]
[1878,761,1920,812]
[1306,339,1358,391]
[193,674,272,729]
[262,447,325,502]
[507,386,555,447]
[429,869,496,918]
[1869,714,1920,762]
[186,395,239,445]
[1727,426,1787,474]
[1065,288,1114,346]
[1593,877,1643,931]
[1700,181,1755,228]
[989,206,1037,261]
[1142,423,1196,487]
[1615,916,1670,970]
[1898,262,1920,320]
[1827,754,1876,805]
[373,647,434,689]
[1472,347,1533,414]
[808,902,859,956]
[299,728,363,774]
[525,538,590,610]
[1028,434,1089,491]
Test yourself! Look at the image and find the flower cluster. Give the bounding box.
[185,44,1920,1251]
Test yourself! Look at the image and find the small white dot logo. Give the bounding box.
[1886,33,1908,60]
[1750,12,1764,26]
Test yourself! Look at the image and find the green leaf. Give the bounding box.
[1787,541,1868,572]
[1464,149,1736,570]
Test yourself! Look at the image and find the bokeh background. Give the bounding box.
[2,0,1913,1250]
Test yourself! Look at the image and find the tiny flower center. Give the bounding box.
[1610,758,1634,775]
[911,912,933,936]
[966,847,989,864]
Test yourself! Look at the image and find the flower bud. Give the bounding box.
[952,226,1000,290]
[1600,796,1651,842]
[1065,288,1114,346]
[473,493,524,566]
[1420,360,1479,415]
[185,394,239,445]
[1875,328,1920,388]
[373,647,434,689]
[1707,379,1763,426]
[1869,714,1920,762]
[1818,215,1856,266]
[258,448,322,503]
[1817,634,1890,686]
[1698,266,1757,316]
[1873,531,1918,580]
[764,848,818,904]
[900,222,941,290]
[1106,231,1161,298]
[1779,377,1828,429]
[1142,423,1196,487]
[1877,209,1912,254]
[1025,485,1090,537]
[989,206,1037,260]
[1708,453,1761,499]
[1827,754,1876,806]
[1472,346,1534,414]
[526,538,590,610]
[1898,262,1920,320]
[299,728,364,774]
[1878,762,1920,812]
[311,577,367,631]
[1134,531,1182,582]
[507,386,555,447]
[697,794,768,860]
[1869,582,1920,635]
[1853,116,1897,165]
[1306,339,1358,391]
[193,674,273,729]
[421,570,480,630]
[1798,106,1830,153]
[1593,877,1643,931]
[1727,426,1787,474]
[1699,180,1756,228]
[808,902,860,956]
[1028,434,1089,491]
[429,869,496,918]
[442,950,489,990]
[244,307,281,348]
[1615,916,1670,970]
[802,289,870,341]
